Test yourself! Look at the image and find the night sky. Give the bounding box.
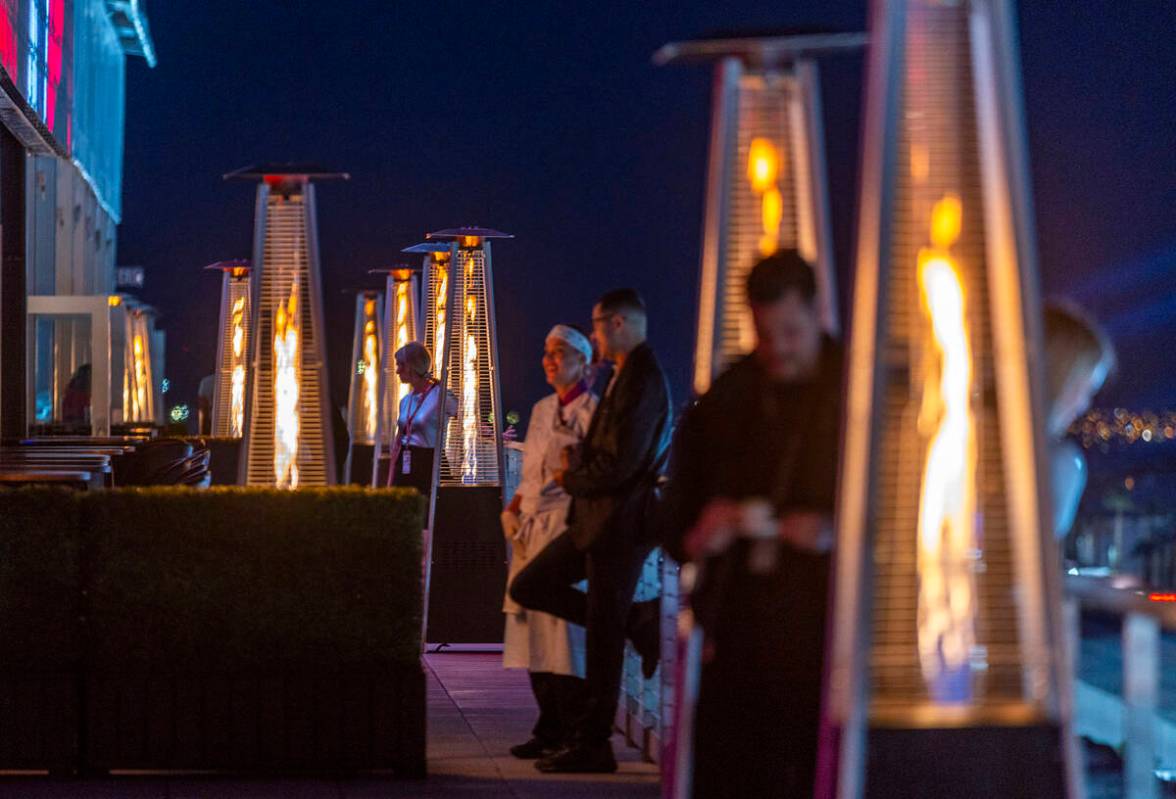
[117,0,1176,427]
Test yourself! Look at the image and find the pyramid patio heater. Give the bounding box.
[206,260,252,439]
[823,1,1078,797]
[655,31,864,394]
[121,302,160,427]
[227,164,345,488]
[414,227,511,644]
[343,289,384,485]
[369,263,422,487]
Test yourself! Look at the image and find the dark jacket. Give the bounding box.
[663,338,843,680]
[563,342,672,550]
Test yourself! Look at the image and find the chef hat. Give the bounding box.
[546,324,593,363]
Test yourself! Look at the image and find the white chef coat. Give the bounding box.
[502,388,596,676]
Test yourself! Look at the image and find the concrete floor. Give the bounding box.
[0,652,660,798]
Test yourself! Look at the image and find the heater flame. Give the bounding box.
[434,264,449,376]
[361,300,380,440]
[461,290,479,483]
[916,193,977,701]
[131,334,148,421]
[229,296,247,438]
[747,136,784,258]
[395,282,412,403]
[273,280,301,489]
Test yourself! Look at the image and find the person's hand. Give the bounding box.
[778,512,833,553]
[500,509,522,541]
[683,498,741,561]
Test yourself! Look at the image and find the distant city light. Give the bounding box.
[161,377,170,394]
[169,404,190,423]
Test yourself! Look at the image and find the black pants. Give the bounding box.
[691,668,822,798]
[391,445,435,500]
[530,671,587,746]
[509,530,652,745]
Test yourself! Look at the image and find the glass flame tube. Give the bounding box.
[273,279,301,489]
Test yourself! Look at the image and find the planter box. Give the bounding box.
[0,672,79,774]
[85,666,425,776]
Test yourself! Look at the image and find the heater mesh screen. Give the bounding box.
[716,75,801,369]
[867,1,1025,712]
[439,248,501,486]
[212,277,250,438]
[380,276,418,448]
[347,293,383,446]
[244,192,331,487]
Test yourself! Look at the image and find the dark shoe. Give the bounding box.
[510,737,560,759]
[535,741,617,773]
[628,598,661,679]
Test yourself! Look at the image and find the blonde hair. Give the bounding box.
[1042,301,1115,412]
[395,341,433,379]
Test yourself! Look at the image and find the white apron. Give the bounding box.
[502,390,596,676]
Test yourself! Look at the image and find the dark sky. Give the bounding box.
[117,0,1176,425]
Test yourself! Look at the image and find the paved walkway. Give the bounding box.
[0,652,660,798]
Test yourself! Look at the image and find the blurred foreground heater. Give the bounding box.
[369,263,422,484]
[824,2,1077,797]
[206,260,252,438]
[343,289,383,484]
[423,227,510,487]
[227,164,345,488]
[655,32,864,393]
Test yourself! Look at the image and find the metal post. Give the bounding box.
[1123,612,1158,799]
[0,127,27,443]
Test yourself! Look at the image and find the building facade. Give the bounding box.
[0,0,156,437]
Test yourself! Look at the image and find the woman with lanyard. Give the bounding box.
[387,342,456,497]
[500,325,597,760]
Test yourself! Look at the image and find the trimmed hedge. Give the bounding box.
[85,486,424,670]
[0,489,82,670]
[0,485,426,774]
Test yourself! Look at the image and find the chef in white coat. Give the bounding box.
[501,324,597,760]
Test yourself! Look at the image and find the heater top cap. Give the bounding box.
[368,264,421,275]
[653,29,866,68]
[426,226,513,241]
[222,163,350,181]
[402,242,453,254]
[204,259,251,273]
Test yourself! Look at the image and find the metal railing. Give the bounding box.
[1065,573,1176,799]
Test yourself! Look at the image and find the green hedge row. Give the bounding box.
[0,486,424,672]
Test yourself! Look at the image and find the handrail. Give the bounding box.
[1064,572,1163,799]
[1065,573,1176,628]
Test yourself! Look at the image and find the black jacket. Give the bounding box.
[563,342,672,550]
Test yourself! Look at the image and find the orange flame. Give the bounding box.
[461,287,479,482]
[229,296,247,437]
[916,194,977,699]
[361,299,380,440]
[273,281,300,489]
[747,137,784,258]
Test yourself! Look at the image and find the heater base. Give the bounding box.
[864,724,1067,799]
[345,443,376,485]
[427,486,507,644]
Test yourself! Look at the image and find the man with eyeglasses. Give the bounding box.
[509,288,671,773]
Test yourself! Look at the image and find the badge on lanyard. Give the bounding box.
[402,447,412,475]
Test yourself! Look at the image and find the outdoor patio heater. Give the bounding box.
[227,164,346,488]
[369,263,422,487]
[414,227,511,644]
[343,289,384,484]
[655,31,865,394]
[121,301,160,426]
[205,260,252,439]
[823,1,1078,797]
